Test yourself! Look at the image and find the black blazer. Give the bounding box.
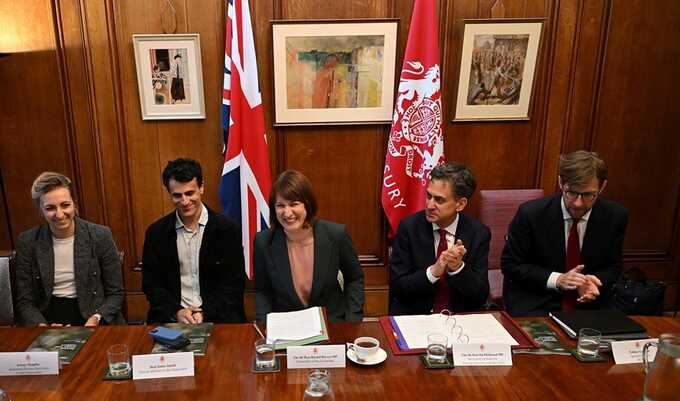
[254,220,365,323]
[142,205,246,323]
[501,194,628,317]
[389,211,491,315]
[15,217,125,325]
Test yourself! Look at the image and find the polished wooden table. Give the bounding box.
[1,317,678,401]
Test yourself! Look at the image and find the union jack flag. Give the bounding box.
[220,0,272,279]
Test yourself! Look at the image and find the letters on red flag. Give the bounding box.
[381,0,444,238]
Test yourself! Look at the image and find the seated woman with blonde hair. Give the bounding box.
[254,170,364,322]
[15,172,125,326]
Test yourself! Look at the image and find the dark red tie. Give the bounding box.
[432,229,450,312]
[563,218,580,311]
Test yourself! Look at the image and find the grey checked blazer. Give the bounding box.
[15,217,125,325]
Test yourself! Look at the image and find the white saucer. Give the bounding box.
[346,348,387,366]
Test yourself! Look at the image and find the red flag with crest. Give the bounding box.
[381,0,444,238]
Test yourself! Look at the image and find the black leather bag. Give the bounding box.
[611,268,666,316]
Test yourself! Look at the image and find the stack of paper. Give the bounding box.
[266,307,329,350]
[391,313,518,349]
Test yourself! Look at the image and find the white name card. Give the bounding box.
[287,345,346,369]
[132,352,194,380]
[0,352,59,376]
[453,343,512,366]
[611,338,658,364]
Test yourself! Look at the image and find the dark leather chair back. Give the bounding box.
[479,189,544,307]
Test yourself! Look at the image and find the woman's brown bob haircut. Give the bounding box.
[268,170,318,230]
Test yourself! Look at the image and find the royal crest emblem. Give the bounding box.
[387,61,443,183]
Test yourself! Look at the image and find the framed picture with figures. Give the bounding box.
[132,34,206,120]
[271,19,398,126]
[453,19,544,121]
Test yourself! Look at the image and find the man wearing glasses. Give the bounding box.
[501,151,628,316]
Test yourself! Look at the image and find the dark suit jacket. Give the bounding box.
[389,211,491,315]
[142,205,246,323]
[501,194,628,317]
[15,217,125,325]
[254,220,365,323]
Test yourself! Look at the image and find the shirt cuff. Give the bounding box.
[447,261,465,276]
[426,265,439,283]
[547,272,561,290]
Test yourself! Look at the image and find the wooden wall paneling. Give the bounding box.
[114,0,167,272]
[74,0,135,289]
[0,0,74,239]
[561,0,608,152]
[54,0,105,226]
[590,0,680,273]
[523,0,555,192]
[537,0,582,192]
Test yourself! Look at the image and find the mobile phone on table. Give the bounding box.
[148,327,191,349]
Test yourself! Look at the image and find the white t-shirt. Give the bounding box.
[52,236,77,298]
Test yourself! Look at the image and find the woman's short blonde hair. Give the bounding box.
[30,172,74,209]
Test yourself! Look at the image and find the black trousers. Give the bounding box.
[46,297,85,326]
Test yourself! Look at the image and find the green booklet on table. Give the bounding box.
[151,322,214,356]
[26,327,95,364]
[513,320,571,355]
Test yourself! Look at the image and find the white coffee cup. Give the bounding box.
[348,336,380,361]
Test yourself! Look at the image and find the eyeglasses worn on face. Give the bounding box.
[563,189,599,202]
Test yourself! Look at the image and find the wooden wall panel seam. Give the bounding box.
[78,0,110,227]
[103,0,138,269]
[586,0,613,151]
[50,0,82,215]
[530,0,559,188]
[559,0,585,154]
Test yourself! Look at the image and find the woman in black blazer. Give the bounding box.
[254,170,364,322]
[15,172,125,326]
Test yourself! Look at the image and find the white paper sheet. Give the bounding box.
[266,307,322,342]
[393,313,519,349]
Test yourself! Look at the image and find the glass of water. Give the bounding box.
[426,333,449,363]
[254,338,276,369]
[107,344,131,377]
[577,328,602,358]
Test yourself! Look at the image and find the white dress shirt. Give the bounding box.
[546,198,592,289]
[176,204,209,308]
[426,214,466,283]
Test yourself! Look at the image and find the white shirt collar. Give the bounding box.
[432,213,459,235]
[560,196,592,222]
[175,203,209,230]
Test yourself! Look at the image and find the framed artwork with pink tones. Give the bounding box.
[453,19,544,121]
[272,19,398,126]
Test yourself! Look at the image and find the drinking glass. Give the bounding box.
[302,369,335,401]
[426,333,448,363]
[107,344,131,376]
[254,338,276,369]
[577,328,601,357]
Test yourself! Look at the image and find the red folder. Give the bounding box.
[379,311,538,356]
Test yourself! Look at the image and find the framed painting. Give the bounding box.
[133,34,206,120]
[272,19,398,126]
[453,19,544,121]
